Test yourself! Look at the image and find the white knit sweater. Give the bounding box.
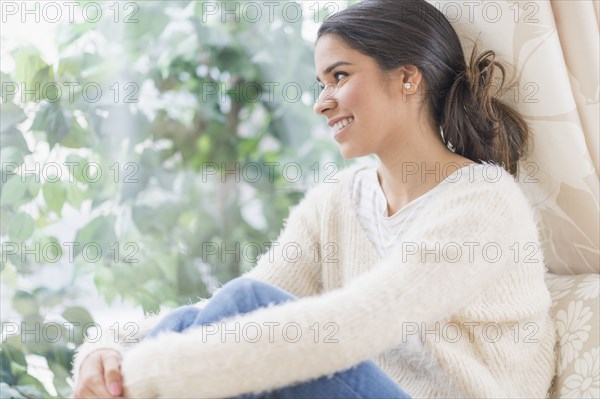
[72,162,557,398]
[351,161,489,258]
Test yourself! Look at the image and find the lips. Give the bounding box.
[328,116,353,128]
[333,120,353,142]
[332,117,354,132]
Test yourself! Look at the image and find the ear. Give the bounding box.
[388,64,423,93]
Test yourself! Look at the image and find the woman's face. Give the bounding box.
[313,34,408,159]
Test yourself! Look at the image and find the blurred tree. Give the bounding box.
[0,1,353,396]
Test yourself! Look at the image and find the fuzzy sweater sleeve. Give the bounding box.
[71,182,327,383]
[70,297,214,383]
[238,182,326,297]
[120,170,540,398]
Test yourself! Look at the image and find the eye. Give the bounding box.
[316,71,349,91]
[334,71,348,82]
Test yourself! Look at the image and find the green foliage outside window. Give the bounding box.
[0,1,361,396]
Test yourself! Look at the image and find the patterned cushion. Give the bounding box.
[544,273,599,398]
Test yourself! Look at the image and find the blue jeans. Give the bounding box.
[146,277,411,399]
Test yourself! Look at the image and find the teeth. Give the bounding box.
[333,117,354,132]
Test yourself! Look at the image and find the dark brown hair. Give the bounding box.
[317,0,530,176]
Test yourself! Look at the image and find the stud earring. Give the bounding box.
[405,83,411,90]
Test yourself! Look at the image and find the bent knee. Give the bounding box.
[222,277,296,302]
[165,304,200,320]
[222,277,267,293]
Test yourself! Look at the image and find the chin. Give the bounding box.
[339,146,367,160]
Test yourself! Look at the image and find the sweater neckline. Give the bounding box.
[350,161,482,217]
[342,161,488,261]
[372,167,441,219]
[343,165,387,262]
[374,163,483,217]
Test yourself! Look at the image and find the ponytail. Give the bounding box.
[441,43,530,176]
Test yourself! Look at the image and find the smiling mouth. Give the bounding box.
[333,117,354,133]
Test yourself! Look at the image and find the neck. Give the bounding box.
[374,129,475,216]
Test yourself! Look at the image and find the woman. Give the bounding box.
[71,0,557,398]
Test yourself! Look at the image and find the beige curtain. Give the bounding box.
[430,0,599,275]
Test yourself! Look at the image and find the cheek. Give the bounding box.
[337,82,393,141]
[336,85,359,110]
[345,89,387,128]
[337,76,373,107]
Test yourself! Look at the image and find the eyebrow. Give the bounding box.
[316,61,353,83]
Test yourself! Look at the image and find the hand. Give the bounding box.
[71,349,124,399]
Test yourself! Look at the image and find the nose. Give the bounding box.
[313,83,338,115]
